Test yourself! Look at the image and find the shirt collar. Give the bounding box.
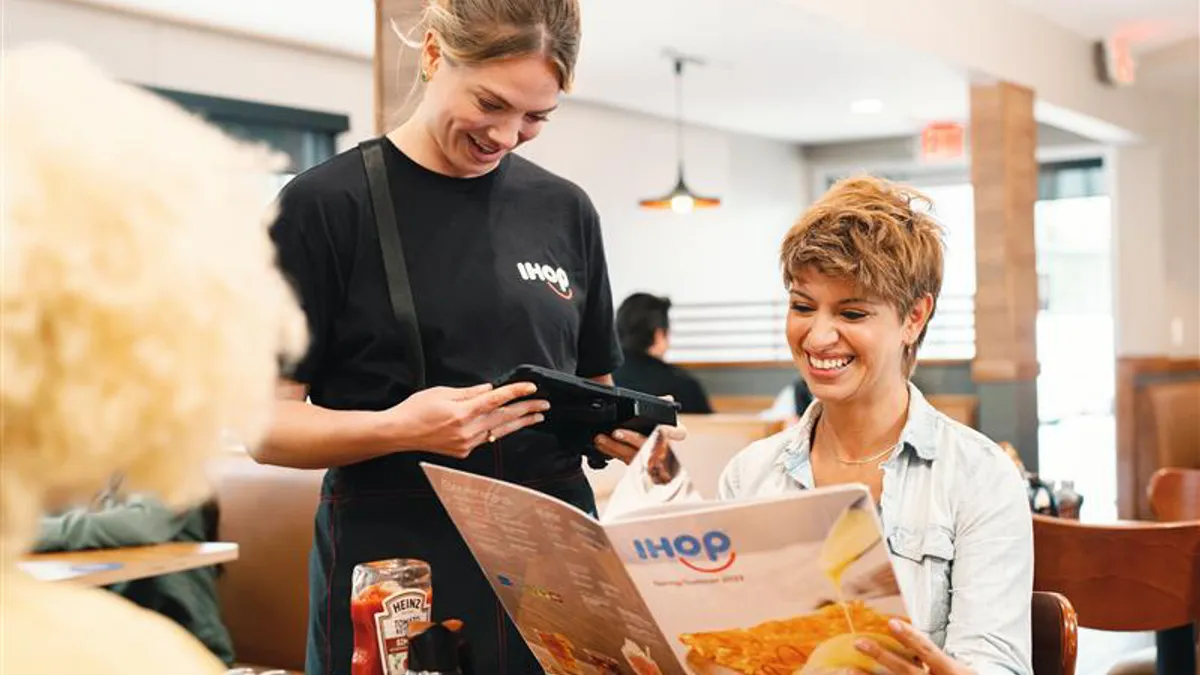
[776,382,940,479]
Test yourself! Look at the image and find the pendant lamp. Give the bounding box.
[639,54,721,214]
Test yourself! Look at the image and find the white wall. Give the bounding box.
[5,0,809,310]
[1110,143,1169,356]
[4,0,375,148]
[1110,114,1200,358]
[1109,39,1200,358]
[1163,93,1200,357]
[519,102,808,305]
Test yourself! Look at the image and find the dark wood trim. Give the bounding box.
[971,359,1041,383]
[374,0,423,137]
[710,392,980,427]
[710,395,779,414]
[146,87,349,134]
[374,0,384,136]
[919,359,975,369]
[677,358,972,370]
[676,360,793,370]
[1040,158,1103,172]
[1116,356,1200,519]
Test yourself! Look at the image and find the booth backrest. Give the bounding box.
[211,452,324,672]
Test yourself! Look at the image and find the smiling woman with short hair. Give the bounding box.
[616,176,1034,675]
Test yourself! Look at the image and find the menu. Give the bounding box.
[422,449,911,675]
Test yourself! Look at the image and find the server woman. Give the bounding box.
[256,1,643,672]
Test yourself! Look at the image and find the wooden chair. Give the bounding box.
[1032,515,1200,675]
[1032,591,1078,675]
[1149,467,1200,522]
[1135,467,1200,675]
[1032,515,1200,632]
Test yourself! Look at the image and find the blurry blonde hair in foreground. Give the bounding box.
[0,44,307,561]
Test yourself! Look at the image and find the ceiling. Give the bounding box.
[570,0,970,143]
[1002,0,1199,52]
[83,0,376,56]
[66,0,1191,143]
[71,0,972,143]
[1000,0,1200,96]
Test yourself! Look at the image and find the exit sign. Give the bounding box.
[919,121,966,162]
[1094,36,1136,87]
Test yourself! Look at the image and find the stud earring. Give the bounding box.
[419,70,429,83]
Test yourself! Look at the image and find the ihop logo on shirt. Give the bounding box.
[516,261,573,300]
[632,530,736,573]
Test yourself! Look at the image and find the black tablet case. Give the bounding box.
[494,365,681,468]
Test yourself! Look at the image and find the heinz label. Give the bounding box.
[375,588,431,674]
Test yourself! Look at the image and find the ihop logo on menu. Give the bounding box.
[632,530,736,573]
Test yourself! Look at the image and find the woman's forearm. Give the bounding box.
[252,399,405,469]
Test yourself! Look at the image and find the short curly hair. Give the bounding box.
[779,175,945,373]
[1,45,307,558]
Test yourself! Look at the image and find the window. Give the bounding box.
[1034,159,1113,421]
[910,183,976,360]
[145,87,349,198]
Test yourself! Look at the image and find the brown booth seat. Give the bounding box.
[1133,379,1200,518]
[211,451,325,674]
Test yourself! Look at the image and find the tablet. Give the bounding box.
[493,364,681,466]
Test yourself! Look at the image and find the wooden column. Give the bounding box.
[969,82,1041,470]
[375,0,425,134]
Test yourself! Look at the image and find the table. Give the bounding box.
[19,542,239,587]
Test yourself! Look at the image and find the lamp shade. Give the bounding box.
[638,173,721,214]
[639,52,720,214]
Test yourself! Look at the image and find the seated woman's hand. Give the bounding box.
[852,619,975,675]
[593,421,687,465]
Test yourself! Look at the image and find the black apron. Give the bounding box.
[303,139,599,674]
[304,453,596,675]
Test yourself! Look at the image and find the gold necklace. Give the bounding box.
[834,442,900,465]
[818,418,901,465]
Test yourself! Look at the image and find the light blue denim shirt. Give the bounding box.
[718,383,1033,675]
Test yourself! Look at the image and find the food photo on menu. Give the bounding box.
[420,430,916,675]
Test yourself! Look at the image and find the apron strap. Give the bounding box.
[359,137,426,389]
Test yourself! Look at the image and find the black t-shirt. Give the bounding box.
[612,352,713,414]
[270,138,623,489]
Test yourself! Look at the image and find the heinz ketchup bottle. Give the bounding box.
[350,559,432,675]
